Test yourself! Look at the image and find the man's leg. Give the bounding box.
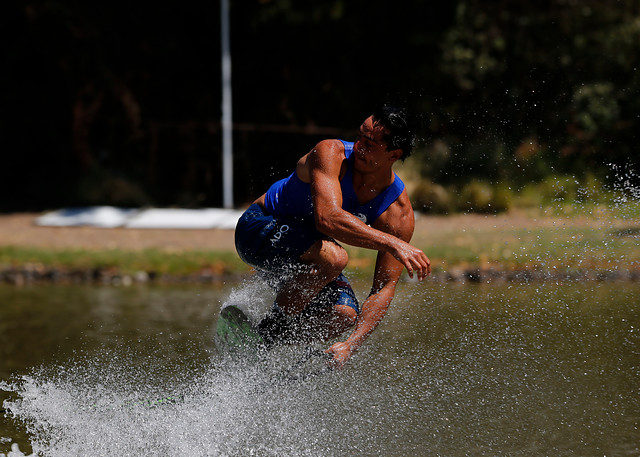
[234,206,353,346]
[256,239,352,347]
[274,238,349,316]
[258,272,359,347]
[299,272,359,341]
[296,303,358,342]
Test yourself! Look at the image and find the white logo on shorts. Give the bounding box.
[270,224,290,245]
[356,213,367,224]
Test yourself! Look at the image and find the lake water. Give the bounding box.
[0,279,638,456]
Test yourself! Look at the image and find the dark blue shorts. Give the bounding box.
[234,204,320,273]
[234,204,359,314]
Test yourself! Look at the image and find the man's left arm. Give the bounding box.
[326,196,417,368]
[326,252,403,368]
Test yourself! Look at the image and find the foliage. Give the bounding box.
[408,172,624,215]
[1,0,638,211]
[426,0,640,187]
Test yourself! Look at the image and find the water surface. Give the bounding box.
[1,280,638,456]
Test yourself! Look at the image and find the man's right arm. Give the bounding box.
[306,140,430,280]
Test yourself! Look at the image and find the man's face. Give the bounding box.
[353,116,397,171]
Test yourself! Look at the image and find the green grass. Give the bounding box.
[0,246,249,277]
[1,201,638,280]
[345,202,640,275]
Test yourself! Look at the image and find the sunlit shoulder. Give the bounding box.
[372,190,415,242]
[296,139,348,182]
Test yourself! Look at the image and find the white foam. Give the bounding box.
[0,442,34,457]
[3,346,345,457]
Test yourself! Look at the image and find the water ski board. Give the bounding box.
[214,306,333,385]
[215,305,264,349]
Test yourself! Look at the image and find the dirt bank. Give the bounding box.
[1,211,636,285]
[0,211,612,252]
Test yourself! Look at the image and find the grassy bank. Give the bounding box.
[0,246,249,283]
[1,203,638,284]
[344,217,640,280]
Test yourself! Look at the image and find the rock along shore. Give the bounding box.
[1,264,639,286]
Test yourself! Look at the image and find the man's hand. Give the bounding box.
[392,239,431,280]
[325,341,354,370]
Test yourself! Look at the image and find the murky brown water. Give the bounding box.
[1,280,638,456]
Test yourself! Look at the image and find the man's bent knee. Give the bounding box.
[325,304,357,339]
[301,239,348,275]
[335,304,357,327]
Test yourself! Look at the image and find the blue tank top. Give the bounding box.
[263,140,405,225]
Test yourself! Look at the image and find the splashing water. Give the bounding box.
[223,278,273,322]
[2,343,389,456]
[4,349,267,455]
[499,165,640,281]
[2,281,639,456]
[0,281,359,456]
[0,442,33,457]
[2,170,640,456]
[609,163,640,207]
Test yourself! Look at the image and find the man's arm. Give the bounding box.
[326,199,415,368]
[306,140,430,280]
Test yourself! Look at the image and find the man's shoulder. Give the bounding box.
[372,190,415,240]
[298,139,347,181]
[308,139,348,169]
[313,139,346,156]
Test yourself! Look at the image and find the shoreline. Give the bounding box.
[2,264,639,286]
[1,210,638,286]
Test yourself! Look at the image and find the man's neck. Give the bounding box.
[351,167,395,204]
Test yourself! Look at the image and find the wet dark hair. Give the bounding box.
[371,103,417,161]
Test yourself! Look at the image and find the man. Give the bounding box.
[234,104,431,368]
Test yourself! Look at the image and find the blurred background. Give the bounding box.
[1,0,638,213]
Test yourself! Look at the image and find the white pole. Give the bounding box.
[221,0,233,208]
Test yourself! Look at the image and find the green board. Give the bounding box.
[215,305,264,350]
